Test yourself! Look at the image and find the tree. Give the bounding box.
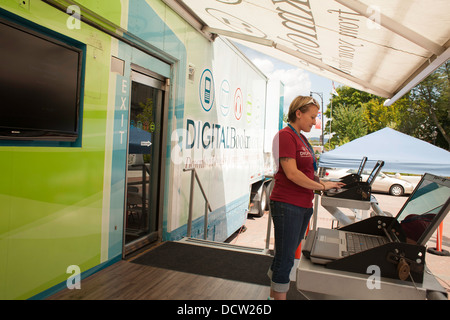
[325,104,367,149]
[362,96,410,133]
[327,86,375,109]
[409,61,450,149]
[136,98,156,132]
[395,95,431,142]
[325,61,450,150]
[324,86,371,148]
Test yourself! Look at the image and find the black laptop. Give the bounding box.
[324,160,384,201]
[330,156,368,185]
[306,173,450,265]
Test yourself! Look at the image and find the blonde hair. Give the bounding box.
[287,96,320,123]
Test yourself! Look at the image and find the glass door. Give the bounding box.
[124,70,165,254]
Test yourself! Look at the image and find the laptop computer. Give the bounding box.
[324,160,384,200]
[362,160,384,186]
[329,156,368,184]
[306,173,450,265]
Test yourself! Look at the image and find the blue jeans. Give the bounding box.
[268,200,313,293]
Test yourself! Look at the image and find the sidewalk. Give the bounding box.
[231,193,450,298]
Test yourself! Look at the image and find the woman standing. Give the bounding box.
[268,96,345,300]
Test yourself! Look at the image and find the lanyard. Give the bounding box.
[287,124,317,172]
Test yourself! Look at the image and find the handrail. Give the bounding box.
[264,176,274,253]
[183,168,213,239]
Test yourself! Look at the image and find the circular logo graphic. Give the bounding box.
[219,80,231,116]
[234,88,243,120]
[199,69,215,112]
[206,8,267,38]
[217,0,242,4]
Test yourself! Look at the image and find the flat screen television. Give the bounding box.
[0,17,83,142]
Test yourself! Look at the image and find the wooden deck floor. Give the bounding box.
[48,256,271,300]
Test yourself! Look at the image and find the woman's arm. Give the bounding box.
[280,158,345,191]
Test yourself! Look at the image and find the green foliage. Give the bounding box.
[330,104,366,148]
[137,98,155,132]
[325,61,450,150]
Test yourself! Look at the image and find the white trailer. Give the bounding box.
[247,79,285,217]
[168,37,283,241]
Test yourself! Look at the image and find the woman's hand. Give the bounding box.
[280,158,346,191]
[321,181,346,191]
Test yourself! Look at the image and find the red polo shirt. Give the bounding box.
[270,126,315,208]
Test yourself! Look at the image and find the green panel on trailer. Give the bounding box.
[0,0,120,299]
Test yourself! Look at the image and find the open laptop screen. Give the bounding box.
[366,160,384,185]
[393,174,450,245]
[357,157,368,175]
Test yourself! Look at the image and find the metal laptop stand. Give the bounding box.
[321,194,388,226]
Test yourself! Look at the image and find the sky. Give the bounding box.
[234,42,339,140]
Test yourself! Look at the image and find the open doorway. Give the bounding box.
[124,68,166,255]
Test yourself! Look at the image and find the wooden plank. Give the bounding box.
[48,260,270,300]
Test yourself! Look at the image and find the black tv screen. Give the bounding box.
[0,18,83,142]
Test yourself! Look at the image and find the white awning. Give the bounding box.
[163,0,450,105]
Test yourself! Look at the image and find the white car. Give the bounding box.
[324,168,416,196]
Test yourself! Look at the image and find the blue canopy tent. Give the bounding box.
[129,125,152,154]
[319,128,450,176]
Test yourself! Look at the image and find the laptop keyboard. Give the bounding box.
[343,233,388,257]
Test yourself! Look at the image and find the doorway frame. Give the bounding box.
[122,64,170,257]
